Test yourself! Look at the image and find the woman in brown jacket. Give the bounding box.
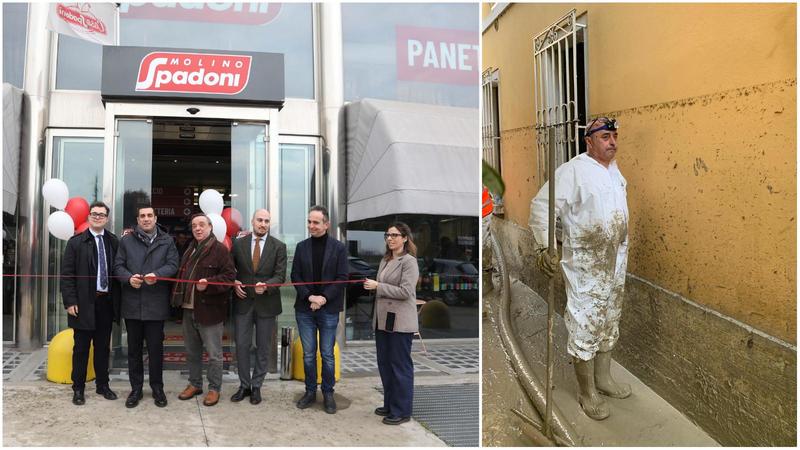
[364,222,420,425]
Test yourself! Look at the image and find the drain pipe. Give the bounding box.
[491,229,578,446]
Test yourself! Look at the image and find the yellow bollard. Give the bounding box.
[47,328,95,384]
[291,332,341,383]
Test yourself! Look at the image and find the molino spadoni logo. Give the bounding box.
[135,52,252,95]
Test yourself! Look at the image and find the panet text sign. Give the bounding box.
[136,52,252,95]
[396,26,479,86]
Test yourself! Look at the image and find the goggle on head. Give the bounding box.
[584,117,619,138]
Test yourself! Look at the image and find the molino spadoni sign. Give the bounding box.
[101,46,285,107]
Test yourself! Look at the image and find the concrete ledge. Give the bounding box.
[488,217,797,446]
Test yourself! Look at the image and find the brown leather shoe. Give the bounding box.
[178,385,203,400]
[203,390,220,406]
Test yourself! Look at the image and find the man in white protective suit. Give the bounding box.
[529,116,631,421]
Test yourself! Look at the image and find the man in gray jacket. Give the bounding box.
[114,205,179,408]
[230,209,287,405]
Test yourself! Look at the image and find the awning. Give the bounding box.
[343,98,479,223]
[3,83,23,215]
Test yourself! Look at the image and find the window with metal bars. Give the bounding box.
[533,10,587,186]
[482,68,502,174]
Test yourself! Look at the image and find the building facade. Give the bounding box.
[2,2,480,350]
[482,3,796,446]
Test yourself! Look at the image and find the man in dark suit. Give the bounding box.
[230,209,287,405]
[292,205,348,414]
[113,205,179,408]
[61,201,121,405]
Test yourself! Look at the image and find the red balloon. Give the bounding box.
[64,197,90,228]
[75,221,91,235]
[223,235,233,251]
[221,208,241,237]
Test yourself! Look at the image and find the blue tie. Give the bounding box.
[97,234,108,290]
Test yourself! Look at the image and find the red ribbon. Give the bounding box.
[2,273,365,288]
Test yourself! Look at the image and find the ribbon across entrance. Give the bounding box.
[2,273,365,288]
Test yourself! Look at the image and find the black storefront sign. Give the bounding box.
[101,46,285,107]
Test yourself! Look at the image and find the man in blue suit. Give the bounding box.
[292,205,348,414]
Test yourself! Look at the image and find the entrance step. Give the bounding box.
[483,279,718,446]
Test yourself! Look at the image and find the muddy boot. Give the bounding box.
[594,351,632,399]
[573,357,610,420]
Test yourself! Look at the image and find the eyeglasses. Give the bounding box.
[89,213,108,219]
[585,117,618,138]
[384,233,404,239]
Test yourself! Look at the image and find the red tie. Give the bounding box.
[252,238,261,271]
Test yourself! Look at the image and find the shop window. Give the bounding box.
[346,214,479,341]
[3,3,28,88]
[46,136,104,340]
[481,68,501,173]
[533,10,587,185]
[276,142,316,330]
[342,3,479,108]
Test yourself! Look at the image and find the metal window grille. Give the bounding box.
[533,10,587,185]
[482,68,501,173]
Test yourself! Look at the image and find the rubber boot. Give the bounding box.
[573,357,610,420]
[594,351,632,399]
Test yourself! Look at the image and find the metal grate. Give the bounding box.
[341,346,438,375]
[3,350,27,379]
[379,383,479,447]
[423,345,479,373]
[482,68,501,172]
[533,9,587,184]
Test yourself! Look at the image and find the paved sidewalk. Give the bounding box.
[3,341,478,447]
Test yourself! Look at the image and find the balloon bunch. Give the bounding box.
[42,179,92,241]
[198,189,243,251]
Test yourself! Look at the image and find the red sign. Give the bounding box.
[56,3,108,35]
[120,3,282,26]
[396,26,479,86]
[135,52,252,95]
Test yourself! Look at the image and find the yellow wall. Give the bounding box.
[483,3,796,342]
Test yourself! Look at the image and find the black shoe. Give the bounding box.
[296,391,316,409]
[125,390,143,408]
[323,392,337,414]
[382,416,410,425]
[72,390,85,406]
[374,406,390,416]
[250,388,262,405]
[153,388,168,408]
[230,386,251,402]
[96,386,118,400]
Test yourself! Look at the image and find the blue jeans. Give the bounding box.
[296,310,339,393]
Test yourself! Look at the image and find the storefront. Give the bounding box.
[2,2,479,349]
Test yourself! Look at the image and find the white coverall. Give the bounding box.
[529,153,629,361]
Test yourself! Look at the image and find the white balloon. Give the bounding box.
[42,178,69,210]
[48,211,75,240]
[207,213,227,242]
[198,189,224,215]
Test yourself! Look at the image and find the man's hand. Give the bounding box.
[254,282,266,295]
[309,295,327,309]
[234,280,247,299]
[67,305,78,317]
[130,274,143,289]
[196,278,208,292]
[143,273,157,285]
[536,247,560,278]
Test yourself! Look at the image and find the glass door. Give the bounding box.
[44,134,105,340]
[114,119,153,233]
[230,122,268,222]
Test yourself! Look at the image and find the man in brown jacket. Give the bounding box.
[171,213,235,406]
